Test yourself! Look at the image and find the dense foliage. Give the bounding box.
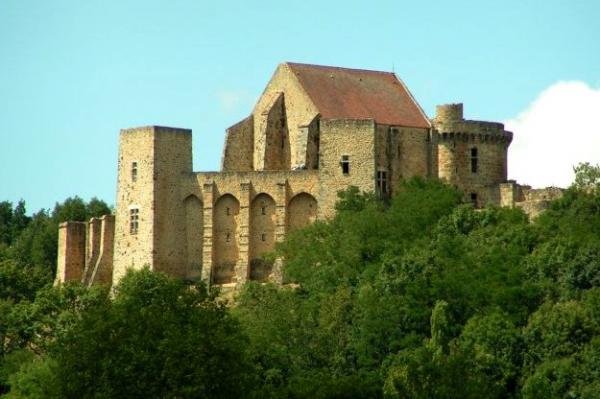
[3,165,600,397]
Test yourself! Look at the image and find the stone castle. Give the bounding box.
[55,62,561,289]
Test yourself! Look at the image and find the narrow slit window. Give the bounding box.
[226,207,230,216]
[131,161,138,182]
[471,147,478,173]
[261,202,266,215]
[377,170,388,197]
[129,208,139,235]
[341,155,350,175]
[226,231,231,242]
[261,233,266,242]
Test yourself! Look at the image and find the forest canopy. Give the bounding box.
[3,166,600,398]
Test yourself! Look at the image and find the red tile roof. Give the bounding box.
[287,62,430,128]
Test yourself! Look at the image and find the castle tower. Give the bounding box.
[112,126,193,285]
[433,103,513,206]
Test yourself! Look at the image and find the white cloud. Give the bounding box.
[216,90,251,113]
[505,81,600,188]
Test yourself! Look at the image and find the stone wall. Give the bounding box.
[221,116,253,171]
[318,119,376,218]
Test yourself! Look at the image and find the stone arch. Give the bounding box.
[287,192,317,232]
[249,193,276,281]
[184,195,203,281]
[213,194,239,284]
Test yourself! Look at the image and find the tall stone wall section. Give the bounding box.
[88,215,115,285]
[374,124,430,196]
[55,222,86,284]
[221,116,254,171]
[253,64,319,170]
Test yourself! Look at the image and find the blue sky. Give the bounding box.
[1,0,599,213]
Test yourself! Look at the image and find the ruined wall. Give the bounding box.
[82,217,101,284]
[297,116,320,170]
[253,64,319,170]
[259,92,291,170]
[88,215,115,285]
[318,119,376,218]
[55,222,86,284]
[221,116,254,171]
[500,181,563,218]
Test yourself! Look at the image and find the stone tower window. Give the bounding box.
[226,207,230,216]
[377,170,388,197]
[341,155,350,175]
[129,208,139,235]
[131,161,138,182]
[471,147,478,173]
[261,203,266,215]
[470,192,478,207]
[226,231,231,242]
[261,233,266,242]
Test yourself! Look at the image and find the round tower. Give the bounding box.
[435,103,464,124]
[433,103,513,206]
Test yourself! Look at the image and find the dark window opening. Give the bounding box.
[261,202,266,215]
[341,155,350,175]
[131,162,138,182]
[129,208,139,235]
[377,170,388,197]
[226,231,231,242]
[470,192,478,207]
[226,207,230,216]
[261,233,266,242]
[471,147,478,173]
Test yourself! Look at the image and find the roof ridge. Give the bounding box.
[286,62,394,75]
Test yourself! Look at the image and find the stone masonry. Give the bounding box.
[55,62,561,289]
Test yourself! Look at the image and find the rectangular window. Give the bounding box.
[129,208,139,235]
[470,192,478,207]
[341,155,350,175]
[131,161,138,182]
[470,147,478,174]
[377,170,388,197]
